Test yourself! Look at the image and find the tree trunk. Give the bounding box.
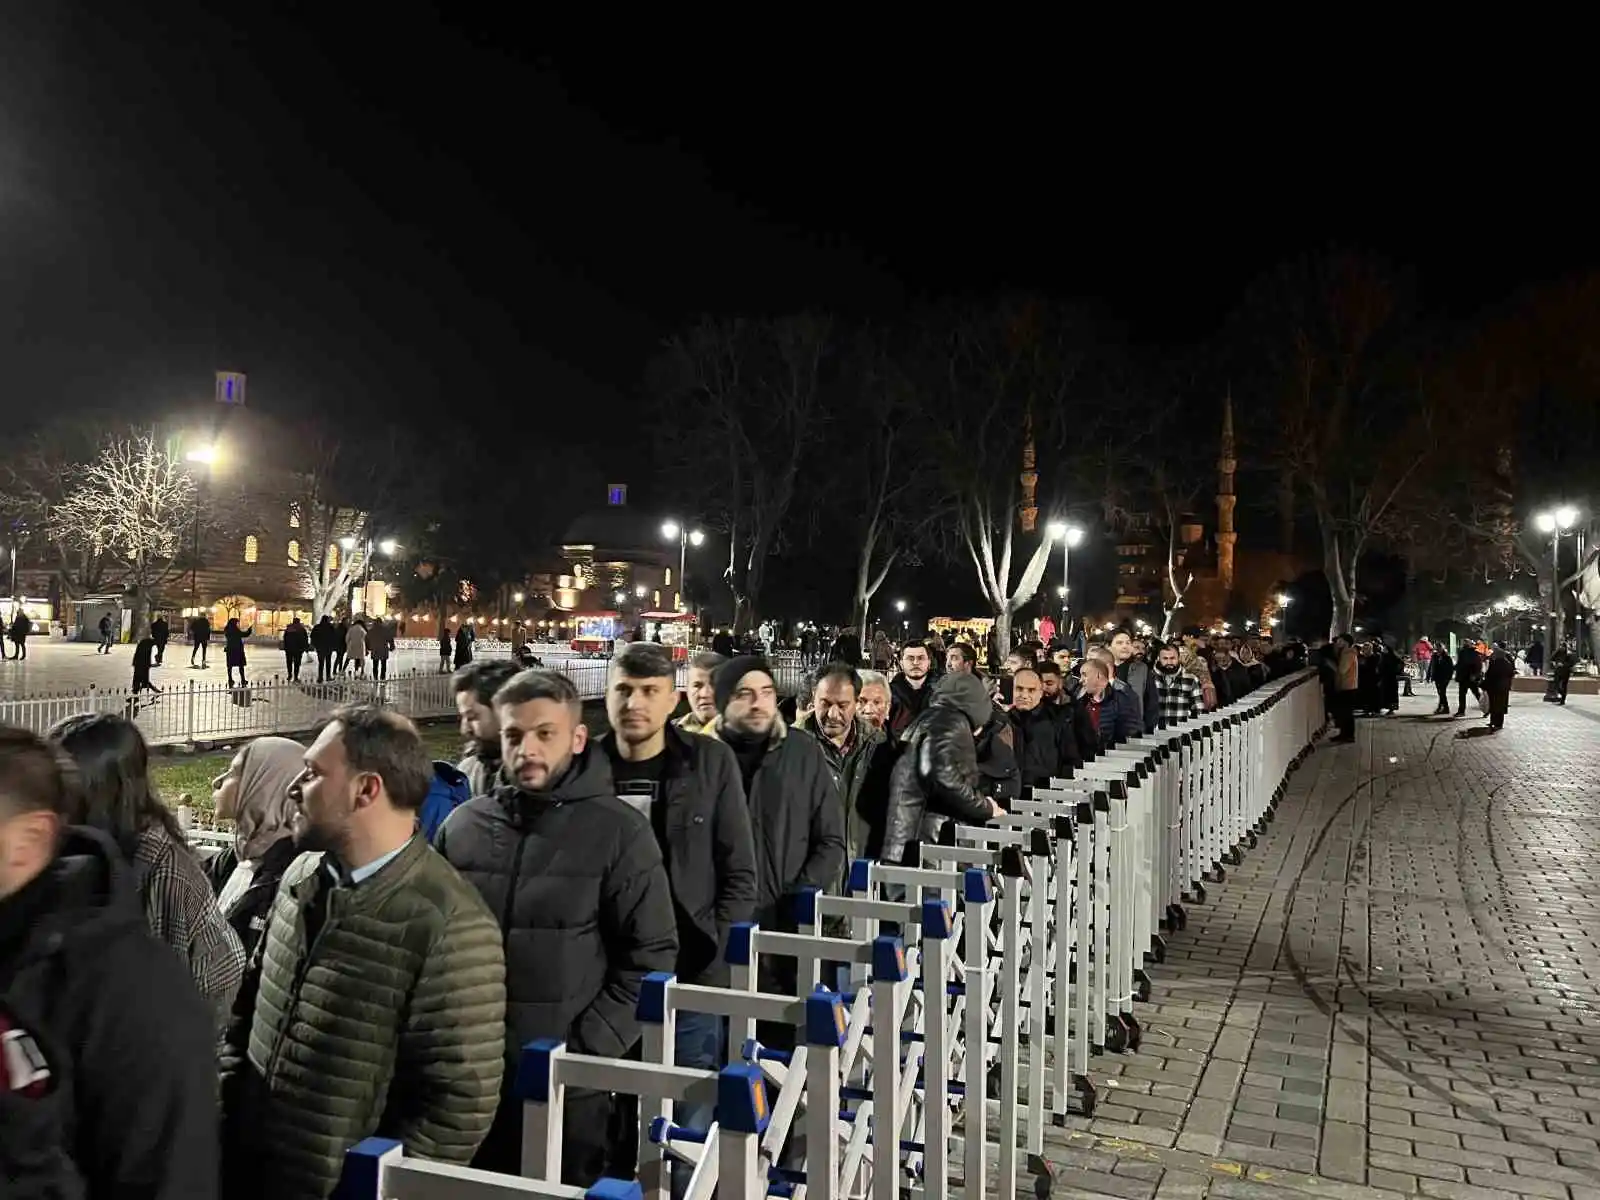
[127,587,151,642]
[1318,514,1354,637]
[991,606,1012,668]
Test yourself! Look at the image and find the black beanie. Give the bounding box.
[714,655,773,713]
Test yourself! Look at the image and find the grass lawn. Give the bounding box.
[152,719,465,818]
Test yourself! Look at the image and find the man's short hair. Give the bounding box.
[689,650,726,673]
[318,704,432,813]
[0,726,70,818]
[494,668,583,720]
[858,669,889,692]
[613,641,675,681]
[947,643,976,667]
[900,640,931,659]
[1081,658,1111,680]
[452,659,522,706]
[1036,660,1063,679]
[812,661,861,697]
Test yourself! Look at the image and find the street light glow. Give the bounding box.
[1276,593,1292,607]
[512,591,524,604]
[1046,521,1085,546]
[1536,512,1556,533]
[614,590,626,604]
[378,538,398,556]
[895,599,906,613]
[689,530,705,546]
[1057,585,1067,597]
[661,521,680,540]
[339,536,356,550]
[635,584,648,597]
[1556,505,1580,529]
[185,445,217,465]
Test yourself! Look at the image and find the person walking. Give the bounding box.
[223,617,253,688]
[453,622,474,669]
[1454,641,1482,717]
[5,608,29,660]
[1429,638,1455,714]
[95,613,114,654]
[130,634,161,713]
[1526,638,1545,677]
[344,618,368,678]
[438,623,453,673]
[1547,642,1575,705]
[1331,635,1359,743]
[189,611,211,668]
[1483,642,1516,731]
[365,617,391,683]
[310,615,339,682]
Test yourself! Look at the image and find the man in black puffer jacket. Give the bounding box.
[880,673,1003,865]
[435,669,677,1185]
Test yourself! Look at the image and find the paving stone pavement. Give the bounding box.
[1033,689,1600,1199]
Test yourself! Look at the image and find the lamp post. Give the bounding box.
[1535,506,1580,653]
[184,444,218,612]
[1045,522,1084,631]
[661,522,705,614]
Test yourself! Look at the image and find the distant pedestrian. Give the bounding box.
[1526,639,1545,676]
[365,618,392,682]
[334,618,350,674]
[223,617,253,688]
[149,613,169,665]
[439,623,453,672]
[1429,639,1454,714]
[130,634,161,712]
[454,622,474,669]
[96,613,114,654]
[190,612,212,668]
[6,608,30,660]
[1483,643,1515,731]
[344,619,368,677]
[281,617,309,682]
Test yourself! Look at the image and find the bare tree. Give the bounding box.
[0,418,118,602]
[279,441,371,621]
[659,314,832,631]
[46,434,197,637]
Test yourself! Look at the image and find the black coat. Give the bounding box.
[205,836,302,960]
[708,719,847,931]
[0,827,219,1200]
[310,619,341,654]
[887,674,933,738]
[882,701,994,864]
[1009,704,1076,786]
[591,724,758,987]
[434,749,677,1062]
[281,624,309,656]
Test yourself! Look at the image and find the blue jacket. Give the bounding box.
[1082,685,1141,751]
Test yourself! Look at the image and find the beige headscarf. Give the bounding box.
[233,736,305,862]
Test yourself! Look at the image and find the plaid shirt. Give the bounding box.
[1152,666,1203,728]
[134,825,247,1023]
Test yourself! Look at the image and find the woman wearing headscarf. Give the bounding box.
[206,736,306,956]
[47,713,246,1025]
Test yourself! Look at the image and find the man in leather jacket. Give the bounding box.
[879,673,1003,864]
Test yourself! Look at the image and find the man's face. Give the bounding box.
[1053,648,1073,675]
[456,691,498,750]
[812,675,858,744]
[1110,632,1134,663]
[1011,669,1043,711]
[1003,652,1028,676]
[1158,647,1180,671]
[946,648,972,674]
[685,667,718,722]
[1081,663,1110,698]
[0,805,58,901]
[859,683,890,728]
[900,646,930,682]
[291,722,369,853]
[1040,672,1063,700]
[724,670,778,738]
[607,668,677,747]
[499,698,587,791]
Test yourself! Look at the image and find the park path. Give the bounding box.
[1033,690,1600,1200]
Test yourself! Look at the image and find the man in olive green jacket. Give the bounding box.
[221,706,507,1200]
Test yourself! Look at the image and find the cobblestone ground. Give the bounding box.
[1037,689,1600,1200]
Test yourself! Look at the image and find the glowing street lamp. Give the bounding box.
[183,442,220,607]
[1534,506,1583,650]
[895,599,907,613]
[1276,593,1292,607]
[662,521,706,613]
[1046,522,1084,629]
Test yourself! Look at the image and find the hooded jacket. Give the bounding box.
[0,827,219,1200]
[434,746,678,1061]
[881,684,996,864]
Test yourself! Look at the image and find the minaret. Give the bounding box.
[1216,391,1237,592]
[1019,408,1038,533]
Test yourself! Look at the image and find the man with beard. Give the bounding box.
[596,644,755,1194]
[452,659,522,795]
[1109,630,1161,735]
[705,656,844,1040]
[435,671,676,1184]
[888,641,934,737]
[797,662,893,871]
[221,706,506,1200]
[675,650,725,734]
[1007,668,1081,785]
[1151,644,1203,728]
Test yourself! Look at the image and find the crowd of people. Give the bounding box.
[0,613,1544,1198]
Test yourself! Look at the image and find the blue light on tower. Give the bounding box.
[607,484,627,507]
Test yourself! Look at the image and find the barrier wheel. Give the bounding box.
[1106,1015,1129,1053]
[1193,883,1208,903]
[1125,1014,1143,1051]
[1169,903,1188,930]
[1134,968,1152,1002]
[1073,1073,1097,1117]
[1212,864,1228,884]
[1246,832,1258,850]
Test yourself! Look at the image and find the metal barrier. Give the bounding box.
[335,669,1325,1200]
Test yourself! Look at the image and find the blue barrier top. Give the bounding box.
[638,971,673,1024]
[921,897,954,939]
[717,1063,771,1136]
[518,1037,563,1103]
[806,990,848,1048]
[871,935,908,983]
[726,921,756,966]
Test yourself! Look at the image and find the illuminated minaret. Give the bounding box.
[1019,408,1039,533]
[1216,391,1237,592]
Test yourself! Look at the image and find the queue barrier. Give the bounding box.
[337,669,1325,1200]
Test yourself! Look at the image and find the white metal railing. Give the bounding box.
[0,661,809,747]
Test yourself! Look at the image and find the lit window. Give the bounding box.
[327,544,340,571]
[664,567,673,587]
[244,535,258,564]
[654,590,661,606]
[287,539,300,566]
[288,502,301,529]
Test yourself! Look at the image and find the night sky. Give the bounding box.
[5,8,1594,445]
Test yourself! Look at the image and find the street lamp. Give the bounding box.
[895,599,906,613]
[1276,593,1292,607]
[1534,506,1582,652]
[184,442,219,610]
[614,590,627,605]
[1046,522,1084,630]
[662,521,706,613]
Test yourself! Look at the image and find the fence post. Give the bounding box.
[185,680,196,744]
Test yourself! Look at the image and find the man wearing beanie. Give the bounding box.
[705,656,845,1030]
[880,672,1004,865]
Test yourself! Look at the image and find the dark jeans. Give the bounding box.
[153,639,165,664]
[1332,691,1356,740]
[1549,673,1571,704]
[7,637,23,660]
[315,649,334,681]
[372,655,388,681]
[285,650,303,681]
[1457,681,1480,714]
[1435,680,1450,710]
[610,1012,724,1197]
[98,632,114,653]
[192,638,208,666]
[475,1086,611,1187]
